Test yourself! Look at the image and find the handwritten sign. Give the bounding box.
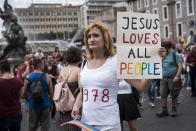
[117,12,162,79]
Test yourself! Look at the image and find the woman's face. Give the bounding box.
[87,27,104,51]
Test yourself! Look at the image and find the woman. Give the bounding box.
[55,46,82,131]
[0,60,23,131]
[71,22,166,130]
[118,80,141,131]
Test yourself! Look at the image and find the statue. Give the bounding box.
[0,0,27,60]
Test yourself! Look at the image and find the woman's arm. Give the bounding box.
[125,79,152,92]
[71,69,83,119]
[21,79,28,98]
[47,74,54,111]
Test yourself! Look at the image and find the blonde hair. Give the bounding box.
[84,21,116,60]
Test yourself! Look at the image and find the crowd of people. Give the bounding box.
[0,21,195,131]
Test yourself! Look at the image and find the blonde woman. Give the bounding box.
[71,22,166,131]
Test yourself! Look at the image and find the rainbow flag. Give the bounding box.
[60,120,100,131]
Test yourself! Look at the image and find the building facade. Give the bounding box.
[15,4,81,35]
[80,0,124,28]
[96,6,127,41]
[126,0,196,42]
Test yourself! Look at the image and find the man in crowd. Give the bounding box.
[156,41,182,117]
[17,53,34,81]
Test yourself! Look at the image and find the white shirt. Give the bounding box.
[57,63,65,72]
[35,52,44,59]
[117,80,132,94]
[80,55,120,125]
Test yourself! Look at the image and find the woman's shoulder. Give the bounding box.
[107,55,117,63]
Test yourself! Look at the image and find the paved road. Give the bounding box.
[21,88,196,131]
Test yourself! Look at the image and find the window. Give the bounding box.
[162,5,168,21]
[176,23,182,37]
[187,0,194,16]
[29,12,33,16]
[153,8,158,14]
[164,25,169,38]
[153,0,157,5]
[145,0,149,7]
[128,2,133,11]
[176,1,182,18]
[137,0,142,9]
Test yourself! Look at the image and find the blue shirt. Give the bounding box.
[28,73,50,109]
[163,49,182,78]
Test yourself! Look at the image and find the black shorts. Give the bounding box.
[117,94,141,121]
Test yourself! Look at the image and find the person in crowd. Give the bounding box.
[176,39,184,50]
[17,53,34,81]
[13,64,19,76]
[52,47,61,64]
[44,54,59,120]
[71,22,166,130]
[0,60,23,131]
[22,59,53,131]
[187,31,195,45]
[156,41,182,117]
[44,55,59,87]
[117,80,141,131]
[148,80,157,108]
[35,47,44,59]
[55,46,81,131]
[26,48,33,54]
[186,45,196,97]
[41,56,47,65]
[57,56,66,72]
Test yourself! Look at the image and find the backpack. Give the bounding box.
[28,73,45,104]
[53,67,77,112]
[54,82,76,112]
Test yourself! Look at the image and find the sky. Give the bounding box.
[0,0,86,38]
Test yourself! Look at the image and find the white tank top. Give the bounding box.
[118,80,132,94]
[80,55,120,125]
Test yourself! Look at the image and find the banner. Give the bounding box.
[117,12,162,79]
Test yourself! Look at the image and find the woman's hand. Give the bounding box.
[158,47,167,60]
[71,105,80,120]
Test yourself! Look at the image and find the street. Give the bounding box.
[21,88,196,131]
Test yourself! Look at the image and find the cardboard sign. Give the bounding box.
[117,12,162,79]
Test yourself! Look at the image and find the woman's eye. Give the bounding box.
[87,35,91,39]
[93,34,99,37]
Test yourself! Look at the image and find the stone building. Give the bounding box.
[126,0,196,42]
[15,4,81,35]
[96,6,127,42]
[80,0,124,28]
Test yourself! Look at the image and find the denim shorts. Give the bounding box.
[0,115,22,131]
